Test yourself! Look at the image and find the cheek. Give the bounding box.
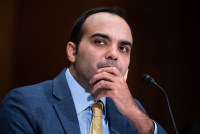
[81,47,103,67]
[77,49,99,69]
[120,57,130,74]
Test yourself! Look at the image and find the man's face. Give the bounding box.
[69,12,133,90]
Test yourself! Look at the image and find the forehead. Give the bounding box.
[82,12,133,43]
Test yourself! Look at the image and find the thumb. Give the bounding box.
[124,69,129,81]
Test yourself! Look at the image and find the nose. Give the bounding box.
[105,46,118,60]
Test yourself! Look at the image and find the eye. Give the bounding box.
[119,46,129,53]
[94,39,106,45]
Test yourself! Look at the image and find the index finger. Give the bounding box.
[97,66,121,77]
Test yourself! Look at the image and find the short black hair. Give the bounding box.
[70,6,127,49]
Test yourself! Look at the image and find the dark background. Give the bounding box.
[0,0,199,133]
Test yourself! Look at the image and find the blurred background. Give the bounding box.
[0,0,199,133]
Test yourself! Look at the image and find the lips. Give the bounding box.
[98,64,115,68]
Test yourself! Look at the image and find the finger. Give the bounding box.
[98,66,122,77]
[92,88,108,101]
[90,80,113,95]
[92,85,117,101]
[94,89,112,101]
[90,71,115,84]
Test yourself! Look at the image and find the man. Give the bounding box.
[0,7,167,134]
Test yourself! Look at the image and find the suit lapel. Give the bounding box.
[53,98,80,134]
[52,69,81,134]
[106,98,127,134]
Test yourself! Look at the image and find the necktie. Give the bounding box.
[90,101,103,134]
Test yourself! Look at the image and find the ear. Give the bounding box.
[66,42,76,63]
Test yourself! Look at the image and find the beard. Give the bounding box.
[96,59,120,71]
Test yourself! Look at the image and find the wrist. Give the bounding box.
[124,101,154,134]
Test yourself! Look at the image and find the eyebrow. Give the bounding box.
[90,32,132,46]
[90,33,111,40]
[120,40,132,47]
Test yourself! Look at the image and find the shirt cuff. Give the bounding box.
[152,120,158,134]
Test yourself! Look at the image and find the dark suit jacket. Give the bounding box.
[0,69,167,134]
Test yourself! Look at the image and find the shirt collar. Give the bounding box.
[65,68,106,115]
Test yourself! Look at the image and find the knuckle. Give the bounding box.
[100,80,105,85]
[119,77,124,83]
[112,67,116,72]
[102,72,107,76]
[113,90,117,96]
[100,80,109,89]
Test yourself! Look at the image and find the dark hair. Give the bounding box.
[70,6,127,50]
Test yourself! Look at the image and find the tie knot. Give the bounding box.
[91,102,103,116]
[90,101,103,134]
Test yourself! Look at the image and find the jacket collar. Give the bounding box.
[52,68,81,134]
